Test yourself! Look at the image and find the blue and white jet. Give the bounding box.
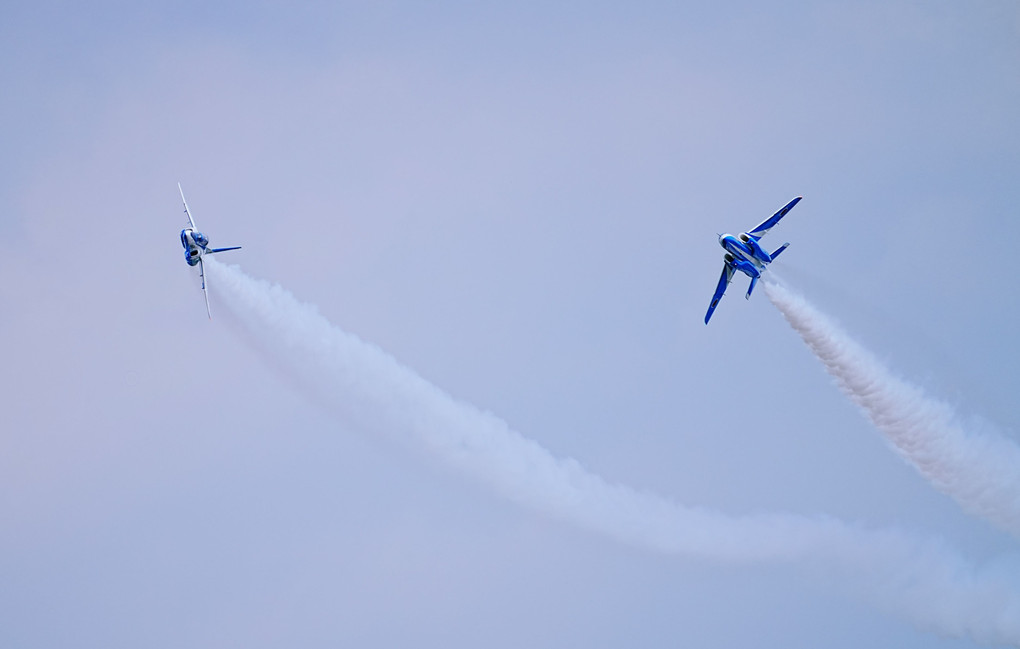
[178,183,241,318]
[704,196,802,324]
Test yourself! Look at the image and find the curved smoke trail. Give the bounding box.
[764,280,1020,540]
[206,259,1020,646]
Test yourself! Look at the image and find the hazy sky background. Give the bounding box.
[2,1,1019,647]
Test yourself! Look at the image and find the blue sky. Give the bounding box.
[2,2,1019,647]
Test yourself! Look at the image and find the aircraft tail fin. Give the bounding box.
[208,246,242,254]
[769,242,790,260]
[745,275,758,300]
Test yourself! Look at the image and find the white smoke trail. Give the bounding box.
[764,279,1020,540]
[206,259,1020,645]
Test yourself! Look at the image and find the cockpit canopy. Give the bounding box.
[192,231,209,247]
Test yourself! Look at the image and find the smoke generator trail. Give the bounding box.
[205,259,1020,646]
[764,280,1020,540]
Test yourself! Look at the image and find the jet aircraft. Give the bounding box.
[178,183,241,318]
[704,196,802,324]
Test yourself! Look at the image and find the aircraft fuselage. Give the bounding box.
[719,234,773,278]
[180,228,209,267]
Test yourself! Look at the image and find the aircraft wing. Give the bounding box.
[704,262,735,324]
[745,196,801,241]
[178,182,197,230]
[199,257,212,319]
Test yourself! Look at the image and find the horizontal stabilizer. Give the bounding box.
[770,242,790,260]
[746,275,758,300]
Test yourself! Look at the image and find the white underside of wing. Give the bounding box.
[178,182,197,230]
[199,256,212,319]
